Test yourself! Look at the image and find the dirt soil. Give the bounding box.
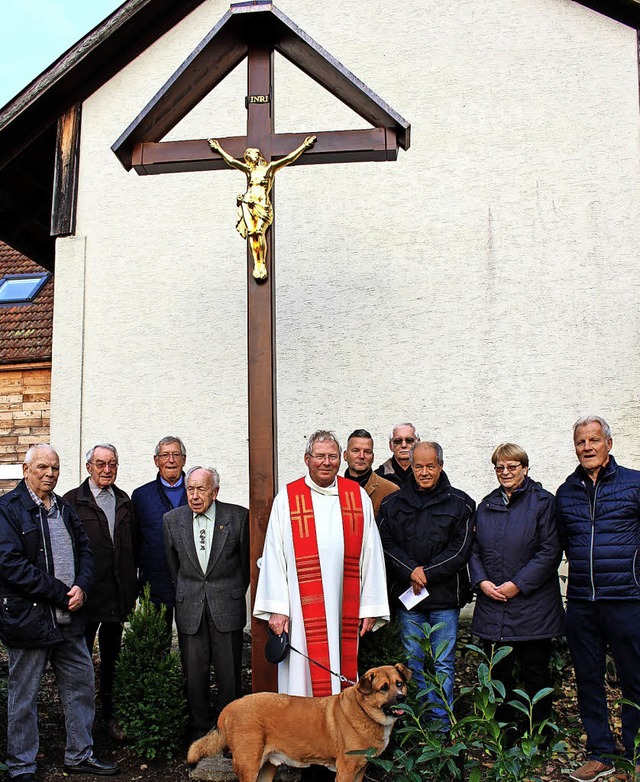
[0,645,192,781]
[0,630,631,782]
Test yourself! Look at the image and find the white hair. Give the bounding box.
[86,443,119,463]
[305,430,341,456]
[24,444,58,465]
[186,465,220,490]
[389,422,420,443]
[573,415,612,440]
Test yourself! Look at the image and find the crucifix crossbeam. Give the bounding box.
[112,1,410,694]
[129,128,399,175]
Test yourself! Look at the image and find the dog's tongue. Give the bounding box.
[391,707,405,716]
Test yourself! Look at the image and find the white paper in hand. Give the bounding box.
[399,585,428,609]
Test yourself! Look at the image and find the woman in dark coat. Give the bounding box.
[469,443,564,728]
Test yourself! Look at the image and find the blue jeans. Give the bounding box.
[6,629,95,776]
[566,600,640,762]
[396,605,459,724]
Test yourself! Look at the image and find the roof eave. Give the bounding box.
[112,2,410,171]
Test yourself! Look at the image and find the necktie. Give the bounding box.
[196,514,209,572]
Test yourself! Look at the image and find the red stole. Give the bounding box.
[287,476,364,696]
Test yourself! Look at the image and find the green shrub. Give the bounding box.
[360,622,568,782]
[114,585,187,759]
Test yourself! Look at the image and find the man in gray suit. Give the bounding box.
[163,466,249,741]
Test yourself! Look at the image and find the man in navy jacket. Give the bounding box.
[131,435,188,634]
[557,416,640,782]
[0,445,119,780]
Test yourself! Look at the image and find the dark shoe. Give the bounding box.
[63,755,120,775]
[10,774,35,782]
[104,718,126,741]
[568,760,615,782]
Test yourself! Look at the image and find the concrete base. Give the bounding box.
[190,756,302,782]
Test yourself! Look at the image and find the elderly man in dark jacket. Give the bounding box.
[64,442,137,741]
[131,436,188,633]
[557,416,640,782]
[0,444,119,781]
[379,441,474,727]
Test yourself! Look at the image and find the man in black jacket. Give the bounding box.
[379,441,474,728]
[0,445,119,780]
[64,442,137,741]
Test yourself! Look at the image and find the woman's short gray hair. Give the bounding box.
[186,465,220,489]
[491,443,529,468]
[305,430,341,456]
[573,415,612,440]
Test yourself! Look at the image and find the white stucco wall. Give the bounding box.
[51,0,640,505]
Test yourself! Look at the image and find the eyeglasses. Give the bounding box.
[494,464,522,474]
[157,452,183,461]
[392,437,416,446]
[89,461,118,470]
[309,454,340,462]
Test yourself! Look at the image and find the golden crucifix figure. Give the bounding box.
[208,135,316,280]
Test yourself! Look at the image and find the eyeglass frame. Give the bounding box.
[87,460,118,470]
[494,463,524,474]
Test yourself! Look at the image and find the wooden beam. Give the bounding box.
[572,0,640,28]
[130,128,397,174]
[268,5,410,149]
[51,103,82,237]
[112,4,410,171]
[112,11,248,169]
[246,45,278,695]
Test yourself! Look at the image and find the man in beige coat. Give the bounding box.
[343,429,398,518]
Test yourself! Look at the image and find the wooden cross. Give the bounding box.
[112,1,410,693]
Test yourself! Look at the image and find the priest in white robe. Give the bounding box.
[254,430,390,696]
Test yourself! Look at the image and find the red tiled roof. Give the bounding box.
[0,240,53,364]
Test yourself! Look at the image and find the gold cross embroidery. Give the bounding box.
[342,491,363,534]
[291,494,314,538]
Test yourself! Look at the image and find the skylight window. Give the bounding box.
[0,274,49,303]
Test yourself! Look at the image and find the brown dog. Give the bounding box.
[187,663,411,782]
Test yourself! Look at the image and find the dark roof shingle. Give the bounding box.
[0,240,53,365]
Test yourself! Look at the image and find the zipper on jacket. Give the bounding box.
[36,504,58,630]
[585,468,613,601]
[588,483,597,601]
